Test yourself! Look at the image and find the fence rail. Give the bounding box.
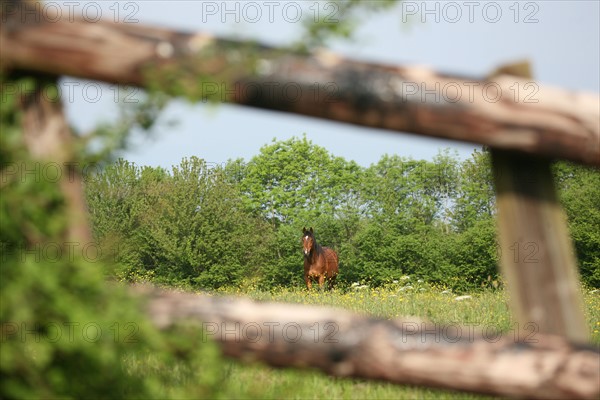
[1,5,598,166]
[138,286,600,400]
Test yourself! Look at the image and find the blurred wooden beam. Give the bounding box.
[492,151,589,343]
[138,287,600,400]
[490,64,588,344]
[1,4,598,166]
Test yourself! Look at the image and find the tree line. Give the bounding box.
[85,136,599,291]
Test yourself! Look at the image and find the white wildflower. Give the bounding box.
[454,295,472,301]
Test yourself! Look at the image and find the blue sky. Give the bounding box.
[62,1,600,168]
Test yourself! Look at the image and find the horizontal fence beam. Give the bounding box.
[1,4,599,166]
[137,286,600,400]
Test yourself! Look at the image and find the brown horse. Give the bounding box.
[302,227,339,290]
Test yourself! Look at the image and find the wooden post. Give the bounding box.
[490,62,588,343]
[492,151,588,343]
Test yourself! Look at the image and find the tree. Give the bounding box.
[362,151,459,232]
[234,136,364,287]
[85,160,169,281]
[450,149,495,232]
[554,162,600,287]
[86,157,272,289]
[239,136,354,223]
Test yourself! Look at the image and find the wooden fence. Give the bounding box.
[2,1,599,398]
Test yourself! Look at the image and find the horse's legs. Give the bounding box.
[318,275,325,289]
[305,275,312,290]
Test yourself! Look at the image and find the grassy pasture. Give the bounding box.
[136,283,599,399]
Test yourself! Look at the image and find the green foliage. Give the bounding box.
[258,223,304,289]
[85,139,599,292]
[449,217,499,291]
[450,149,495,232]
[296,0,398,50]
[238,135,360,225]
[85,157,271,289]
[554,162,600,287]
[0,76,223,399]
[362,150,459,232]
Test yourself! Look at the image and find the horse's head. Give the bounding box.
[302,227,315,257]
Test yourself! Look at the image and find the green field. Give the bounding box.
[136,283,599,399]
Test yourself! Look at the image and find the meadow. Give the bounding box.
[170,281,599,399]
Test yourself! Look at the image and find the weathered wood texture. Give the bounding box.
[139,287,600,400]
[1,5,598,166]
[492,151,589,343]
[490,63,588,344]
